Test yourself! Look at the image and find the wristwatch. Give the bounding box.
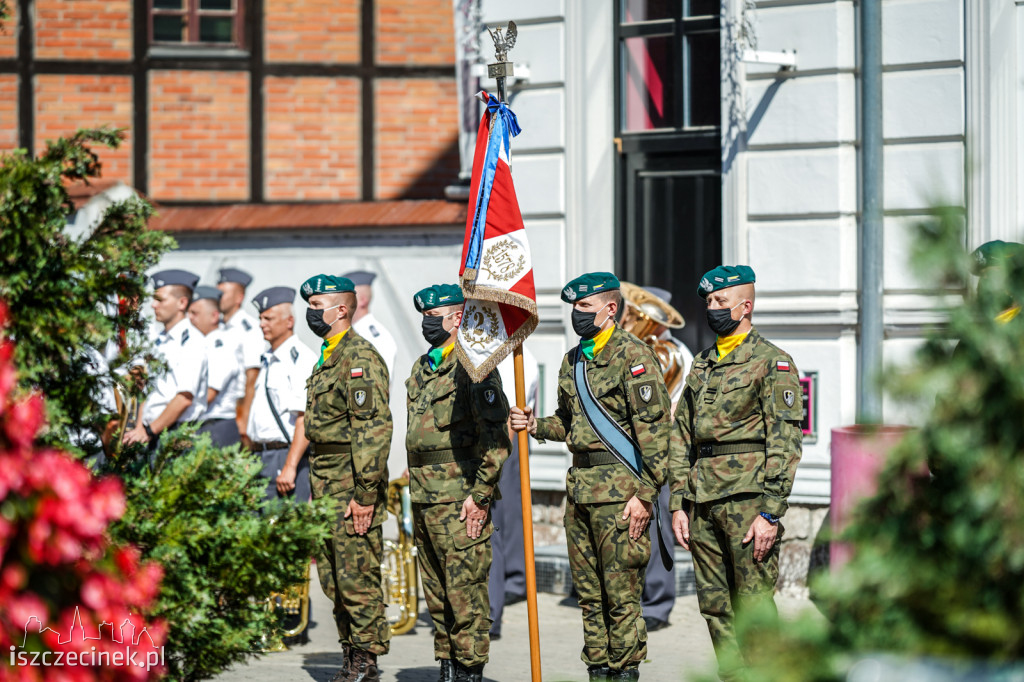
[759,511,780,525]
[143,422,156,440]
[473,492,492,507]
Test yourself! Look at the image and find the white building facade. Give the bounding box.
[152,1,1024,583]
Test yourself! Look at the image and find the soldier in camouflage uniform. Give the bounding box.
[669,265,803,682]
[405,283,511,682]
[301,274,393,682]
[511,272,672,682]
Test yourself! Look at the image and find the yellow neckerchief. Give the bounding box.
[716,331,749,361]
[996,305,1021,325]
[427,342,455,371]
[581,325,615,361]
[316,328,349,369]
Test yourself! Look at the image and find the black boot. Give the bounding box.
[345,648,380,682]
[438,659,455,682]
[329,643,350,682]
[608,667,639,680]
[588,664,612,681]
[452,661,484,682]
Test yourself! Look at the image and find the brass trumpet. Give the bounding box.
[383,477,419,635]
[619,281,688,395]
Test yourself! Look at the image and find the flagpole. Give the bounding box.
[486,20,542,682]
[513,345,542,682]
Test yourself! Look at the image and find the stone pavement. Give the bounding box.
[215,569,816,682]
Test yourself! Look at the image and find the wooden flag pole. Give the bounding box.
[513,344,543,682]
[486,22,541,680]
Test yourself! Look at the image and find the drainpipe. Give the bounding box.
[858,0,884,423]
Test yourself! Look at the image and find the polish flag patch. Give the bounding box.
[351,367,364,378]
[776,361,791,372]
[630,364,646,377]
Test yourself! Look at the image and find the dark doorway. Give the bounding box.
[614,0,723,354]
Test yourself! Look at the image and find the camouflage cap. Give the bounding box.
[970,240,1024,275]
[560,272,620,303]
[299,274,355,301]
[698,265,756,298]
[413,284,464,312]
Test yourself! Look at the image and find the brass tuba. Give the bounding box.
[382,477,419,635]
[619,282,688,395]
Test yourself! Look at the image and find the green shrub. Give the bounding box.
[104,431,332,681]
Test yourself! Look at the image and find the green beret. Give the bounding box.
[299,274,355,301]
[971,240,1024,275]
[560,272,620,303]
[414,284,464,312]
[698,265,756,298]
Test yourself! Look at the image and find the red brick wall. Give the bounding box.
[377,0,454,65]
[265,0,359,63]
[265,77,360,201]
[34,75,133,181]
[149,71,250,201]
[0,75,18,152]
[0,0,16,58]
[374,78,459,200]
[35,0,132,61]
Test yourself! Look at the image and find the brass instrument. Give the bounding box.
[263,552,311,652]
[619,282,688,395]
[383,477,419,635]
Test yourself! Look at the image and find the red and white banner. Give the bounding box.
[456,91,538,382]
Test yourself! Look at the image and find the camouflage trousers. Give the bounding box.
[565,499,651,671]
[690,493,781,680]
[412,501,493,667]
[312,489,391,656]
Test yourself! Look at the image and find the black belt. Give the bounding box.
[310,442,352,456]
[408,447,479,467]
[250,440,289,452]
[695,441,765,458]
[573,450,620,468]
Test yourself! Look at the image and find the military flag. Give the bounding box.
[456,91,538,382]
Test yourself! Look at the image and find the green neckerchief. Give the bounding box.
[580,325,615,361]
[427,342,455,371]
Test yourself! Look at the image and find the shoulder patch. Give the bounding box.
[290,347,299,363]
[351,367,364,378]
[630,363,646,377]
[484,388,497,404]
[181,329,190,345]
[776,360,791,372]
[241,319,252,331]
[369,324,380,337]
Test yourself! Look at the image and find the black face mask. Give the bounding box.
[706,307,742,336]
[421,314,452,347]
[306,307,334,338]
[571,307,605,339]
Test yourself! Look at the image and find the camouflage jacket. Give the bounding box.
[534,326,672,505]
[668,328,803,518]
[404,351,510,505]
[304,330,393,520]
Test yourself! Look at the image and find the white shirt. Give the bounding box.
[201,326,242,421]
[220,308,268,411]
[353,312,397,379]
[144,318,208,425]
[247,334,316,444]
[497,345,540,411]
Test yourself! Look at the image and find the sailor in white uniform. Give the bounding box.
[123,269,208,447]
[246,286,316,501]
[343,270,397,380]
[217,267,268,445]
